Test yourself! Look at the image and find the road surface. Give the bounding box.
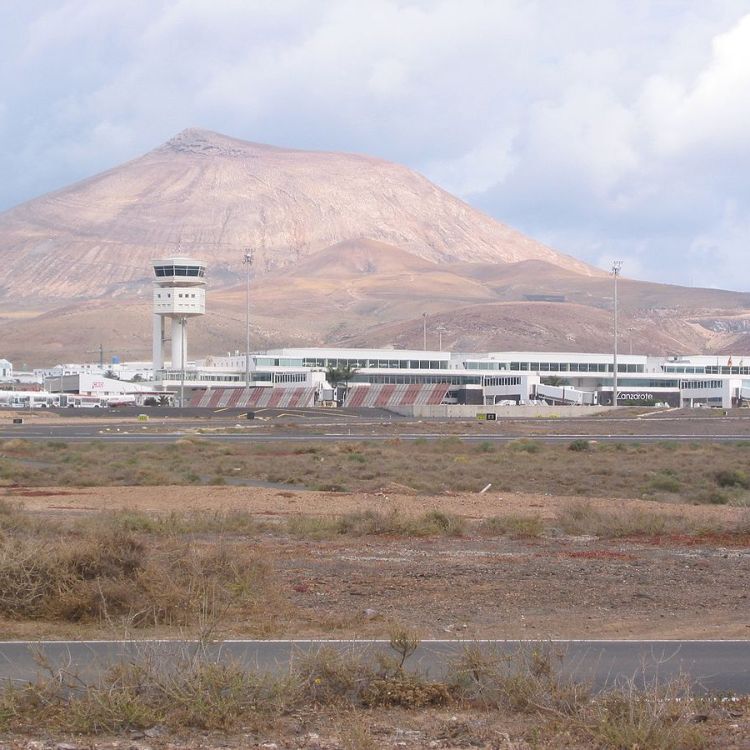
[0,639,748,693]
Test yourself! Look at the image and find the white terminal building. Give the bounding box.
[156,348,750,410]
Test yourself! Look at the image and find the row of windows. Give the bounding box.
[663,366,707,373]
[155,293,198,299]
[256,358,305,367]
[154,265,205,277]
[616,379,680,388]
[351,374,480,385]
[483,376,522,386]
[272,372,307,383]
[467,361,645,373]
[680,380,723,390]
[504,362,645,373]
[302,357,448,370]
[704,366,750,375]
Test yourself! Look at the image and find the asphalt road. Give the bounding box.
[3,421,750,443]
[0,640,748,694]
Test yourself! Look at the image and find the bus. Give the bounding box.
[0,391,56,408]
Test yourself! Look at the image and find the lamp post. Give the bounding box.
[422,312,427,351]
[179,316,186,409]
[436,324,448,352]
[611,261,623,406]
[628,327,635,356]
[243,250,253,387]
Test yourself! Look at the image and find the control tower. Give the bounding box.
[152,257,206,371]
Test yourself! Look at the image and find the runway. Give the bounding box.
[3,422,750,443]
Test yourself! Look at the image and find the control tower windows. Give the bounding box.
[154,265,206,278]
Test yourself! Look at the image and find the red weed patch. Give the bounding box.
[565,550,637,561]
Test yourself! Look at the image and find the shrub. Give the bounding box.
[714,469,750,489]
[0,528,278,627]
[477,515,544,538]
[581,679,707,750]
[648,473,681,493]
[509,438,541,453]
[361,672,450,708]
[447,644,587,715]
[295,647,371,705]
[419,510,466,537]
[556,501,706,538]
[568,439,591,452]
[286,510,466,539]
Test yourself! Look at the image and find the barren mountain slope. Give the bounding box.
[0,128,597,307]
[0,238,745,365]
[344,301,715,355]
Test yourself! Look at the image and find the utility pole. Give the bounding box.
[422,312,427,351]
[243,250,254,387]
[611,261,623,406]
[179,317,186,409]
[436,324,447,352]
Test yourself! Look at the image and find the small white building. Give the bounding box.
[44,373,154,399]
[0,359,12,381]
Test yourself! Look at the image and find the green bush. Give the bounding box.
[648,473,681,493]
[568,439,591,452]
[714,469,750,489]
[509,439,541,453]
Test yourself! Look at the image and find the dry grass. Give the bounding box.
[287,509,467,539]
[0,641,716,748]
[555,500,750,539]
[0,504,285,631]
[4,438,750,502]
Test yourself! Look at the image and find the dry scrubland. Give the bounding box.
[3,436,750,503]
[0,437,749,747]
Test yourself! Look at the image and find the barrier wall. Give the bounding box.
[190,387,316,409]
[343,383,450,409]
[387,404,617,418]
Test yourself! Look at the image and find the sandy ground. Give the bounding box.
[7,483,746,523]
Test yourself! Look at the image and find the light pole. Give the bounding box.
[628,327,635,356]
[179,316,186,409]
[436,324,447,352]
[611,261,623,406]
[243,250,253,387]
[422,312,427,351]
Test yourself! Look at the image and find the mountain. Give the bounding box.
[0,128,748,365]
[0,128,595,308]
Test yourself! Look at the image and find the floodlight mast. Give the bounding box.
[611,261,623,405]
[243,250,254,388]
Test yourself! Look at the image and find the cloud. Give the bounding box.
[1,1,750,290]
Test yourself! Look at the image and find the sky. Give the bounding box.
[2,0,750,290]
